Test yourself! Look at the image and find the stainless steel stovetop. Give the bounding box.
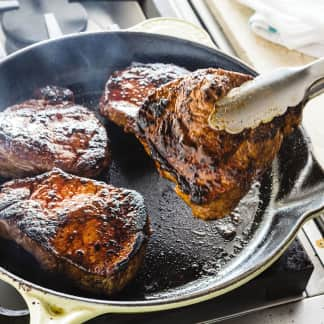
[0,1,323,323]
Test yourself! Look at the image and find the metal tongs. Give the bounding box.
[209,57,324,134]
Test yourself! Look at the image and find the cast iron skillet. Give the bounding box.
[0,32,323,322]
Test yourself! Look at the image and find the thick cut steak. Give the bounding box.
[137,68,302,219]
[0,86,110,179]
[0,168,149,295]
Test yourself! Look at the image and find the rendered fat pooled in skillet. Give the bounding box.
[0,86,110,179]
[101,64,303,220]
[0,168,149,295]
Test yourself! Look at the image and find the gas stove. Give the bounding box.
[0,0,146,58]
[0,1,323,323]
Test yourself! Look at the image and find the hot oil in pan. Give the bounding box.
[0,88,267,300]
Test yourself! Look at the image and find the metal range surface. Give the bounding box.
[0,32,323,312]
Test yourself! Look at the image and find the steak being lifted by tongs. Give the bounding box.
[0,168,149,295]
[0,86,110,179]
[101,65,302,220]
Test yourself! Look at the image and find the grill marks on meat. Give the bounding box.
[0,168,149,295]
[0,86,110,179]
[137,68,302,219]
[99,62,189,132]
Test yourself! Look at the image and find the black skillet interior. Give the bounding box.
[0,32,323,303]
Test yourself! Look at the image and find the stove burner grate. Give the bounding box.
[2,0,87,53]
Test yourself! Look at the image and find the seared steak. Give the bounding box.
[99,62,189,132]
[0,168,149,295]
[102,64,302,220]
[0,86,110,179]
[137,68,302,219]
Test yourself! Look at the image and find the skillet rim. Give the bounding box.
[0,30,321,310]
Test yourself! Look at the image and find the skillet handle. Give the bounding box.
[0,269,109,324]
[278,152,324,225]
[281,185,324,226]
[20,290,108,324]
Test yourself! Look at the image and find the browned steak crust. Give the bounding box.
[99,62,189,132]
[0,168,149,295]
[137,68,302,219]
[0,86,110,179]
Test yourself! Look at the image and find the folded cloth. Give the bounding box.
[237,0,324,57]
